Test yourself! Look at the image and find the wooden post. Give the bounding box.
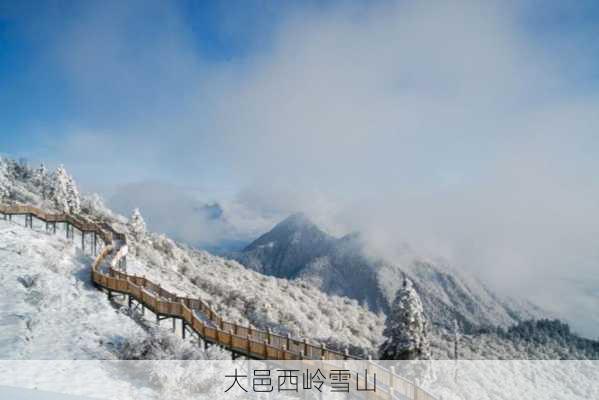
[182,320,186,339]
[266,327,271,345]
[320,343,326,359]
[303,338,309,358]
[53,222,56,234]
[172,318,176,333]
[263,340,268,358]
[81,231,85,253]
[286,333,291,351]
[128,295,132,309]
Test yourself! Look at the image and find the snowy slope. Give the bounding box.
[0,219,228,361]
[0,219,146,359]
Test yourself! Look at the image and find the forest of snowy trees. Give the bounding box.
[0,158,81,214]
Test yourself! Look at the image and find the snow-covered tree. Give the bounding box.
[379,277,431,360]
[65,173,81,214]
[50,165,80,214]
[33,163,50,200]
[0,159,10,200]
[129,208,147,240]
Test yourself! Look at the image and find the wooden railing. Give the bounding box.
[0,203,437,400]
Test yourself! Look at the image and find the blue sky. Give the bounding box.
[1,0,599,336]
[1,0,598,171]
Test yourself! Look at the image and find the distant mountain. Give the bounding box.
[232,213,545,331]
[238,213,336,277]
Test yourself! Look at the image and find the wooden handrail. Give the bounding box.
[0,203,437,400]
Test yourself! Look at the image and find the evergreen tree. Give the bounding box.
[379,277,431,360]
[0,159,10,200]
[128,208,147,240]
[65,174,81,214]
[50,165,80,214]
[33,163,49,200]
[51,166,70,212]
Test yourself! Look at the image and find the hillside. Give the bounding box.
[0,218,222,360]
[232,213,543,331]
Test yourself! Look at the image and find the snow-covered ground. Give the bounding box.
[0,219,145,359]
[0,219,226,361]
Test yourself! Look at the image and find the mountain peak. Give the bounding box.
[277,212,314,229]
[239,212,336,277]
[244,212,330,252]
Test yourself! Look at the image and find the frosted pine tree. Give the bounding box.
[0,159,10,200]
[65,174,81,214]
[33,163,50,200]
[50,165,80,213]
[379,277,431,360]
[128,208,147,241]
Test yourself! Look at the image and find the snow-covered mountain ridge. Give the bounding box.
[232,213,544,332]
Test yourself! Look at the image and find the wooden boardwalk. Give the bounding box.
[0,203,437,400]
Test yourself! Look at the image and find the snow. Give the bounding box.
[0,219,225,361]
[0,219,141,358]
